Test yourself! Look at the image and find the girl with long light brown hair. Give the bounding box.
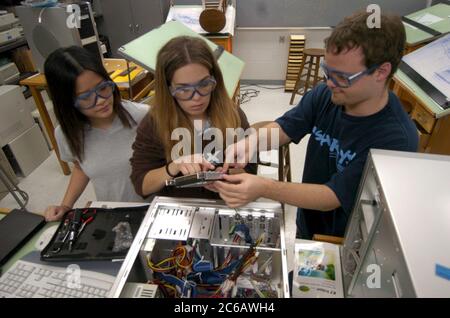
[130,36,255,198]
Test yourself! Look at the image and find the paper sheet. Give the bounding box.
[412,13,444,26]
[403,33,450,99]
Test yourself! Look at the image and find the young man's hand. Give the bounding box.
[202,166,226,193]
[213,173,269,208]
[222,136,258,172]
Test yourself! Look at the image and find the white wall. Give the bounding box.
[233,27,332,81]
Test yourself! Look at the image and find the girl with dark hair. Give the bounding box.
[44,46,149,221]
[130,36,255,199]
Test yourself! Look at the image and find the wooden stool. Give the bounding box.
[289,48,325,105]
[199,0,228,33]
[278,144,292,183]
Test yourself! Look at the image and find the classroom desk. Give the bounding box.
[0,201,147,297]
[166,4,235,54]
[118,21,243,102]
[403,3,450,54]
[0,199,295,297]
[206,34,233,53]
[393,70,450,155]
[19,60,151,176]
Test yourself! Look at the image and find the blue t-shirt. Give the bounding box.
[275,83,418,239]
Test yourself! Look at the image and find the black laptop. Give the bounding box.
[0,209,45,267]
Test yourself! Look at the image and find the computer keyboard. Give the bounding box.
[0,260,115,298]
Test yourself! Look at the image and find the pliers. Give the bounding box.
[77,215,95,236]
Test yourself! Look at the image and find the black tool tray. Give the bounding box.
[41,206,148,262]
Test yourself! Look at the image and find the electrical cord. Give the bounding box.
[239,88,259,104]
[241,84,285,90]
[239,84,285,104]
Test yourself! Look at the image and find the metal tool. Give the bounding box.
[77,215,94,237]
[67,209,83,252]
[50,217,71,254]
[51,229,70,254]
[165,171,225,188]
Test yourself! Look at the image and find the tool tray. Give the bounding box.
[41,206,148,262]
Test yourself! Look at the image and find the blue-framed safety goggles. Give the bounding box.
[74,80,115,109]
[170,76,217,101]
[320,62,379,88]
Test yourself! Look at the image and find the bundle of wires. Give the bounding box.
[146,233,264,298]
[213,243,260,297]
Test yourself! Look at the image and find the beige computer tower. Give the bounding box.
[3,124,50,177]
